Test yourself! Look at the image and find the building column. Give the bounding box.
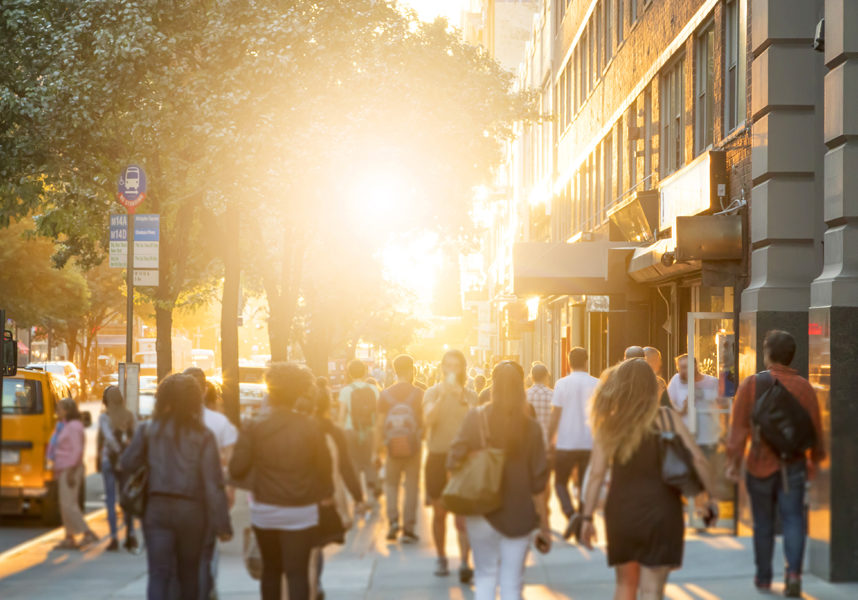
[741,0,825,377]
[807,0,858,582]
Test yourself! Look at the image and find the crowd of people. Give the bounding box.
[44,328,825,600]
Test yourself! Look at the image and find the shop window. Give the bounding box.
[617,0,625,45]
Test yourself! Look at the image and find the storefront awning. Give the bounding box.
[627,239,702,283]
[513,242,638,296]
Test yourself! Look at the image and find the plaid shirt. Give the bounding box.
[527,383,554,445]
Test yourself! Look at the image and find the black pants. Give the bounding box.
[142,495,207,600]
[253,526,317,600]
[554,449,591,519]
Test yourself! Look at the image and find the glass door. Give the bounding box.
[686,312,737,531]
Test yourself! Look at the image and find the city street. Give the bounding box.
[1,489,857,599]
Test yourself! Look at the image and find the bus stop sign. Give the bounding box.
[118,164,147,212]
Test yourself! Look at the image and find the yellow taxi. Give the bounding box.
[1,367,83,525]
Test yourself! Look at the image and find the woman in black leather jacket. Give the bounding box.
[230,362,334,600]
[121,373,232,600]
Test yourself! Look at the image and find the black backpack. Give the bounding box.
[751,371,816,460]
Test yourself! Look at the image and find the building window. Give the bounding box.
[617,0,624,44]
[595,2,603,74]
[605,0,613,60]
[630,0,637,24]
[725,0,747,133]
[582,29,589,99]
[695,22,714,154]
[566,61,572,126]
[660,56,685,177]
[628,100,637,189]
[604,132,613,216]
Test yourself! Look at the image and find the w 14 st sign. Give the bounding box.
[109,214,159,269]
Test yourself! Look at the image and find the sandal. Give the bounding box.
[53,538,79,551]
[79,531,99,547]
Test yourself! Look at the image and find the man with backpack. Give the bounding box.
[377,354,424,543]
[338,359,382,501]
[727,330,826,598]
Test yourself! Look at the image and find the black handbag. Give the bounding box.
[120,423,149,518]
[658,408,703,496]
[315,502,346,547]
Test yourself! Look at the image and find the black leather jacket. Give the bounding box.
[229,408,333,506]
[120,419,232,536]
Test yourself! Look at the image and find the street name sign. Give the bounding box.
[109,214,160,276]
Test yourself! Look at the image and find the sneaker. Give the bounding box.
[401,530,419,544]
[106,538,120,552]
[124,534,139,553]
[386,524,400,542]
[784,574,801,598]
[563,514,581,541]
[753,577,771,593]
[459,565,474,585]
[434,557,450,577]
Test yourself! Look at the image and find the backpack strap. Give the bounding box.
[751,371,776,456]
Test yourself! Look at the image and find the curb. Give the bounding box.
[0,508,107,563]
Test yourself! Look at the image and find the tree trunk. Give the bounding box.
[303,313,331,376]
[221,204,241,426]
[155,305,173,381]
[262,229,304,363]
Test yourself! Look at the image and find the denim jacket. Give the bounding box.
[121,419,232,537]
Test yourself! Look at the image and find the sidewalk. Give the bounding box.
[1,490,856,600]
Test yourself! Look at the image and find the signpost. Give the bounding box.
[117,166,146,412]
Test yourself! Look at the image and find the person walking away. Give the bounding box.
[377,354,423,543]
[121,374,232,600]
[726,330,825,597]
[447,361,551,600]
[667,355,721,458]
[644,347,672,408]
[97,386,137,552]
[526,363,553,446]
[306,377,365,600]
[424,349,477,582]
[338,360,381,500]
[184,367,238,599]
[579,359,718,600]
[50,398,98,550]
[230,363,334,600]
[624,346,646,360]
[548,347,599,540]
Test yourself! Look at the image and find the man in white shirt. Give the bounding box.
[548,347,600,541]
[667,354,721,452]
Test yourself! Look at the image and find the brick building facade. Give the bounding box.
[484,0,858,579]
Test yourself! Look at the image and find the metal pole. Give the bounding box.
[0,310,5,492]
[126,212,134,363]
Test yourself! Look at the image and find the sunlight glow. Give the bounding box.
[400,0,465,25]
[379,232,443,313]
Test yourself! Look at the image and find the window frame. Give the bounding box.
[694,20,715,155]
[724,0,747,133]
[660,54,686,177]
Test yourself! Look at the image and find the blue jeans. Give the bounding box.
[101,457,133,540]
[745,461,807,583]
[143,495,207,600]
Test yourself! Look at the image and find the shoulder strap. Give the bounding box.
[754,371,775,402]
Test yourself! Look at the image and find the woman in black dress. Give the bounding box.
[579,359,717,600]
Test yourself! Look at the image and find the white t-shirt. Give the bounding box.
[552,371,600,451]
[203,407,238,450]
[249,496,319,531]
[666,374,720,446]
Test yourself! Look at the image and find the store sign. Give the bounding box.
[659,151,727,230]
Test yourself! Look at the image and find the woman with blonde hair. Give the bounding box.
[579,359,717,600]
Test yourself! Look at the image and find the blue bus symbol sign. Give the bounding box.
[118,164,147,211]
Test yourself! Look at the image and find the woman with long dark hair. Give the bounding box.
[579,359,717,600]
[230,363,334,600]
[121,373,232,600]
[97,385,137,551]
[447,361,551,600]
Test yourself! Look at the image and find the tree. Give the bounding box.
[0,220,89,339]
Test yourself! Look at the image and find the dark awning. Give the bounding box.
[512,242,638,296]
